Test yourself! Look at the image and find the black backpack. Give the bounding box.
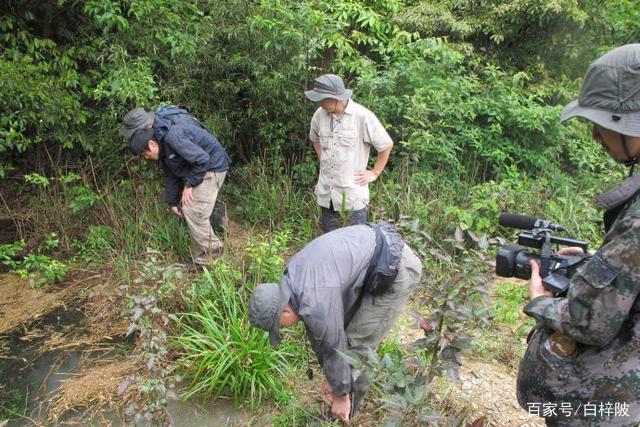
[363,222,404,295]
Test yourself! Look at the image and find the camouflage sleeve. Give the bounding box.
[524,212,640,346]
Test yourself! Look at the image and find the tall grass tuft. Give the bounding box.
[229,159,317,242]
[98,177,191,261]
[173,262,294,406]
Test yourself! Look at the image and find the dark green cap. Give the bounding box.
[248,282,291,346]
[121,108,155,140]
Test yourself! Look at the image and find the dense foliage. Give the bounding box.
[2,0,636,178]
[2,0,639,424]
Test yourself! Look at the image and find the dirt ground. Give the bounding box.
[452,359,545,427]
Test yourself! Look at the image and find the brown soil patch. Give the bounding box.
[0,269,114,336]
[0,274,67,334]
[81,270,129,341]
[0,215,20,243]
[47,358,139,422]
[225,219,254,251]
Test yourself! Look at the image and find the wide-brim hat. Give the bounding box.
[561,44,640,137]
[121,108,155,140]
[304,74,353,102]
[248,281,291,346]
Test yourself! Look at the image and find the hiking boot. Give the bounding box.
[193,247,223,266]
[176,261,200,273]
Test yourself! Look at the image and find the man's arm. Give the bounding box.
[309,108,322,161]
[162,162,182,207]
[372,144,392,176]
[164,126,210,188]
[312,140,321,160]
[354,143,392,185]
[303,293,351,397]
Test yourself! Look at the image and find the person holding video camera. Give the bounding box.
[517,44,640,426]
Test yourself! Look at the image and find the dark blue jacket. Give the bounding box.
[153,116,230,206]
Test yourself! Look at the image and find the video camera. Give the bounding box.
[495,213,591,296]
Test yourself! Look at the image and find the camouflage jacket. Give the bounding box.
[517,191,640,426]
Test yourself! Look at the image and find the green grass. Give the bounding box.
[99,178,191,262]
[470,281,535,368]
[491,281,530,325]
[270,399,340,427]
[228,159,317,244]
[173,262,298,406]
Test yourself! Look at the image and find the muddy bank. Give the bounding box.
[0,272,134,425]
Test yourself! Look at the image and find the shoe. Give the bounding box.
[193,248,223,265]
[176,262,200,272]
[211,247,223,259]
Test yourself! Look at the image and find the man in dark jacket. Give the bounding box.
[248,224,422,422]
[122,108,230,264]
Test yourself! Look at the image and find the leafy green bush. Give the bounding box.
[356,37,586,177]
[73,225,116,264]
[0,239,25,270]
[174,262,294,405]
[393,0,606,77]
[1,234,67,287]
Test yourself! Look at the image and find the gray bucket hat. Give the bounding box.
[121,108,155,140]
[561,44,640,137]
[304,74,353,102]
[248,282,291,346]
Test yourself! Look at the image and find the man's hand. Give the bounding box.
[556,246,585,256]
[529,259,553,300]
[331,393,351,423]
[170,206,184,219]
[321,379,334,405]
[354,170,378,185]
[181,187,193,207]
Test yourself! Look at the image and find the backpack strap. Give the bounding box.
[363,223,404,295]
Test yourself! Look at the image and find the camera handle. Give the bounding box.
[539,231,553,277]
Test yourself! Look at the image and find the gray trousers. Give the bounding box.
[181,171,226,261]
[345,244,423,410]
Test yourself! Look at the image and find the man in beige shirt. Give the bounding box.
[305,74,393,232]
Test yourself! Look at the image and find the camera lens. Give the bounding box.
[514,251,536,280]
